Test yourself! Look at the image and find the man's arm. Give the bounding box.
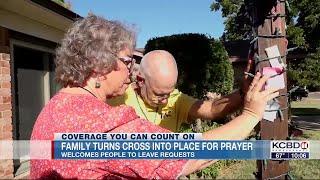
[187,90,242,121]
[187,54,255,122]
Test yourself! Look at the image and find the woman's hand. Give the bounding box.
[243,72,280,120]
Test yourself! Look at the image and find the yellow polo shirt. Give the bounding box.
[107,85,197,132]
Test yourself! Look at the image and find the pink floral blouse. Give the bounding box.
[30,92,187,179]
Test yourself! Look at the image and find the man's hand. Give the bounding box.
[243,72,280,120]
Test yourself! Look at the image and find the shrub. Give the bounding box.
[144,33,234,98]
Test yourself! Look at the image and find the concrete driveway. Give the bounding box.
[308,92,320,100]
[291,115,320,130]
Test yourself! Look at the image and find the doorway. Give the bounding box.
[11,42,60,176]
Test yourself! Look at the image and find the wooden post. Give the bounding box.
[252,0,290,179]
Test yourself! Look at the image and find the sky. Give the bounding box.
[69,0,224,48]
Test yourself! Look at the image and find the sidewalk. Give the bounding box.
[291,115,320,130]
[308,92,320,100]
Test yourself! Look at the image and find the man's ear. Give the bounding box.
[136,73,145,87]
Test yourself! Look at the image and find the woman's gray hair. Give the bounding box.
[55,14,136,87]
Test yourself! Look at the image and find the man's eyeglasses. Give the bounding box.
[151,93,170,102]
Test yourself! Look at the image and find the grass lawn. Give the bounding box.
[291,99,320,115]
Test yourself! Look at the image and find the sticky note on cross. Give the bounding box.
[263,99,280,122]
[265,45,286,68]
[262,67,285,89]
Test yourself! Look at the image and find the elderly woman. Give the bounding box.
[31,15,279,179]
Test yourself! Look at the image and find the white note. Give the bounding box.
[263,99,280,122]
[265,45,285,68]
[263,67,285,89]
[264,111,277,122]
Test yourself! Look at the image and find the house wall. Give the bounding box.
[0,27,14,179]
[0,1,75,177]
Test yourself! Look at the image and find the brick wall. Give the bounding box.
[0,27,14,179]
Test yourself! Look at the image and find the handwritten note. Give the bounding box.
[262,67,285,89]
[265,45,285,68]
[263,99,280,122]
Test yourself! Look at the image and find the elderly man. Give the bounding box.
[108,50,251,132]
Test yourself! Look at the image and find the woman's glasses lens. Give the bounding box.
[119,57,135,72]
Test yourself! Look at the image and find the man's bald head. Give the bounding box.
[140,50,178,89]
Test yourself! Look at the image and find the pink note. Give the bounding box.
[262,67,285,89]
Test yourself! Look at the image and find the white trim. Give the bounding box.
[43,53,50,104]
[0,0,73,43]
[0,8,65,43]
[27,0,74,24]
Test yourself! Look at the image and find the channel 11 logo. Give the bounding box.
[270,141,309,160]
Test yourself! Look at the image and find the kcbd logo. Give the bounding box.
[272,141,309,150]
[301,141,308,149]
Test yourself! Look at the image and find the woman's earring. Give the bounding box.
[95,81,101,88]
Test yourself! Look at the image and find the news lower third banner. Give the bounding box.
[52,133,319,160]
[1,133,319,160]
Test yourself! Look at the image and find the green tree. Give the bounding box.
[211,0,307,47]
[290,0,320,50]
[211,0,320,88]
[288,49,320,89]
[210,0,251,41]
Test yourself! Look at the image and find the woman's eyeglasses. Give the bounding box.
[118,56,135,73]
[105,48,136,73]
